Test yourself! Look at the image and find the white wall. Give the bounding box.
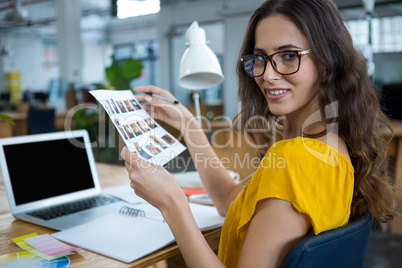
[223,16,249,118]
[1,35,59,91]
[0,0,263,119]
[82,42,111,86]
[106,14,159,45]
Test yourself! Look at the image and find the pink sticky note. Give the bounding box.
[23,234,80,255]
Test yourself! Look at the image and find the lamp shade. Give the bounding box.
[178,21,224,90]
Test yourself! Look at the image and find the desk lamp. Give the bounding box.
[178,21,224,125]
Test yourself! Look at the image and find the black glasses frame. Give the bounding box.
[240,49,313,77]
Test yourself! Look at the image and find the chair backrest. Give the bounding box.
[281,214,373,268]
[27,107,57,134]
[381,83,402,120]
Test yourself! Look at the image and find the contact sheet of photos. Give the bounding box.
[90,90,186,165]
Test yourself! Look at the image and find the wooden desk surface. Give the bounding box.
[0,162,221,267]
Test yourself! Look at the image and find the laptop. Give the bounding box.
[0,129,127,230]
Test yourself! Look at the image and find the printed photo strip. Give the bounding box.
[90,90,186,165]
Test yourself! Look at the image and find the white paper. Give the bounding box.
[103,184,145,205]
[52,202,224,263]
[189,203,225,231]
[90,90,186,166]
[173,170,240,188]
[53,214,173,263]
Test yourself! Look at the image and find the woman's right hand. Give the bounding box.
[133,85,197,133]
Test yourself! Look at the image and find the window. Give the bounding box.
[113,44,134,60]
[345,15,402,53]
[372,16,402,53]
[43,40,58,71]
[114,41,159,87]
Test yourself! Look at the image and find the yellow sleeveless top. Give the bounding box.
[217,137,354,267]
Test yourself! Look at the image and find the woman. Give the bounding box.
[121,0,396,266]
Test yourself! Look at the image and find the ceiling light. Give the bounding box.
[117,0,160,19]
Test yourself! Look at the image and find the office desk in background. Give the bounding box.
[0,162,221,268]
[389,120,402,188]
[388,120,402,235]
[0,110,68,137]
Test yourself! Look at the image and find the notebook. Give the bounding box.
[52,202,225,263]
[0,129,128,230]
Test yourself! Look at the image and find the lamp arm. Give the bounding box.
[192,91,202,126]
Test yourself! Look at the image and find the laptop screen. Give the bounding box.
[3,136,95,206]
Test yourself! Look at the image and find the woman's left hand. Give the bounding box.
[120,147,187,212]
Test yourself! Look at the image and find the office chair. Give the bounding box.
[0,92,11,111]
[32,92,49,104]
[27,107,57,134]
[381,83,402,120]
[281,213,373,268]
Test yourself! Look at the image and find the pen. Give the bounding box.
[145,92,179,105]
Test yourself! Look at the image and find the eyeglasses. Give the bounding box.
[240,49,313,77]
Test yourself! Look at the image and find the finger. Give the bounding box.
[133,85,175,99]
[120,146,128,160]
[135,93,165,105]
[141,104,159,119]
[127,152,158,175]
[121,146,140,162]
[130,181,136,190]
[141,103,152,112]
[124,159,134,171]
[135,93,177,105]
[121,147,141,170]
[137,102,176,122]
[133,85,164,95]
[125,150,141,168]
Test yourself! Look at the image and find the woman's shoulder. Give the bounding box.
[314,132,351,162]
[265,135,353,169]
[249,136,354,233]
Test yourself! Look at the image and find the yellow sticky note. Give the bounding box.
[11,232,39,244]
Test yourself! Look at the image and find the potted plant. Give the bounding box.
[0,113,15,138]
[105,56,143,90]
[0,114,14,125]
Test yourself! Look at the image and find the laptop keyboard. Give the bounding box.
[27,195,118,221]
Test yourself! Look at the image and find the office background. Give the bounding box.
[0,1,402,266]
[0,0,401,119]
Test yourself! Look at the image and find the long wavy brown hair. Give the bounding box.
[233,0,396,223]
